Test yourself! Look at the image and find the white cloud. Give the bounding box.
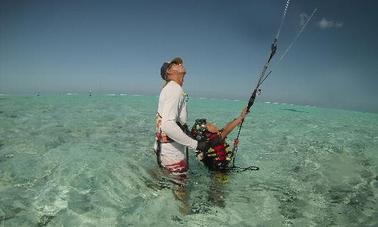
[317,17,343,29]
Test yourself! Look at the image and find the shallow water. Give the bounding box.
[0,95,377,226]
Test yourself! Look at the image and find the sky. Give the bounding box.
[0,0,377,112]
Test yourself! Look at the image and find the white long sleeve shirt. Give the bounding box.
[155,81,198,165]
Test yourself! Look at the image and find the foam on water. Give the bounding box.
[0,95,377,226]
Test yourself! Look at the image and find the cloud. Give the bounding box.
[317,18,343,29]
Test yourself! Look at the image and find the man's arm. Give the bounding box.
[161,120,197,149]
[160,86,198,150]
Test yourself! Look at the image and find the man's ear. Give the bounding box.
[165,70,173,80]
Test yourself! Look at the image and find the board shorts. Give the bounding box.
[154,141,188,174]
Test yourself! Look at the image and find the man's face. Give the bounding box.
[167,63,186,85]
[168,63,186,75]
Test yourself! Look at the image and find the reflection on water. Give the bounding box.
[281,108,309,113]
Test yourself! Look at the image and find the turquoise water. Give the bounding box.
[0,95,377,226]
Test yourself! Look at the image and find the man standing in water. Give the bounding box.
[154,57,219,175]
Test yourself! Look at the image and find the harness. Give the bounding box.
[154,113,190,168]
[155,113,170,167]
[155,114,173,143]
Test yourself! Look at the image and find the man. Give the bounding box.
[154,57,219,174]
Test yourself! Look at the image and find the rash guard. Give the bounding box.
[155,81,198,167]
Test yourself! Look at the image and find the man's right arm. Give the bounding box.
[160,87,198,150]
[161,120,198,149]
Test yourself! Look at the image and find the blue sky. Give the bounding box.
[1,0,377,112]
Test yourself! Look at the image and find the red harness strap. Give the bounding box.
[155,113,173,143]
[155,132,173,143]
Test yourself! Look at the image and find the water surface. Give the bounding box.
[0,95,377,226]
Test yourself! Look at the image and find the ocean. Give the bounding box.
[0,95,377,226]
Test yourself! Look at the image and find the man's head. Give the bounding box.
[160,57,186,86]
